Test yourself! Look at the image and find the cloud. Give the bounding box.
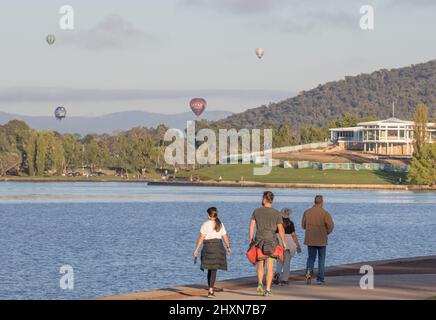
[389,0,436,7]
[180,0,362,33]
[270,9,357,34]
[179,0,287,14]
[0,87,291,103]
[60,15,154,51]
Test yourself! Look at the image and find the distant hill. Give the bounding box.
[0,110,232,135]
[217,59,436,129]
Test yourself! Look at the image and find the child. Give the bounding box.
[194,207,231,298]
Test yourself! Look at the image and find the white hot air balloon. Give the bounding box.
[46,34,56,46]
[255,48,264,59]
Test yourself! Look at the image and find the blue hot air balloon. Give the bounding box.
[54,106,67,120]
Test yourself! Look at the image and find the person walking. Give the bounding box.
[194,207,231,298]
[302,195,334,285]
[274,208,302,286]
[249,191,287,297]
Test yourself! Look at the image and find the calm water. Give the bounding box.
[0,182,435,300]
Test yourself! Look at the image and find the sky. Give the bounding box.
[0,0,436,117]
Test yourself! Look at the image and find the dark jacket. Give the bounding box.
[201,239,227,271]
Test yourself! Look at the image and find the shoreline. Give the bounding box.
[0,177,151,183]
[98,255,436,300]
[149,181,436,191]
[0,177,435,191]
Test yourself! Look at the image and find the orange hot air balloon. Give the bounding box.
[190,98,207,117]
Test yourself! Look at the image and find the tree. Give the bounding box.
[47,134,65,174]
[413,103,429,156]
[0,152,21,176]
[299,126,328,144]
[273,124,297,148]
[408,104,435,185]
[407,143,436,185]
[84,139,100,171]
[328,113,377,129]
[328,113,358,128]
[35,132,49,175]
[33,131,65,175]
[22,130,37,176]
[63,134,81,171]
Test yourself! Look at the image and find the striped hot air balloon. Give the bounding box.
[190,98,207,117]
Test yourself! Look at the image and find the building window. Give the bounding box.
[388,130,397,140]
[399,130,405,139]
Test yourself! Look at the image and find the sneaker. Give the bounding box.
[264,290,273,297]
[316,279,325,285]
[305,271,312,285]
[273,273,280,285]
[207,291,216,298]
[279,281,289,286]
[256,283,264,296]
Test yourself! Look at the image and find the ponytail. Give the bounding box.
[207,207,222,232]
[215,217,222,232]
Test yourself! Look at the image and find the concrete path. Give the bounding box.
[182,274,436,300]
[99,256,436,300]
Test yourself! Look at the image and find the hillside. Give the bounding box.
[217,59,436,129]
[0,110,232,135]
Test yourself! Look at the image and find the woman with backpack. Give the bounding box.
[274,208,302,285]
[193,207,231,298]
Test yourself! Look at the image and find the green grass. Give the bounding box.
[189,164,407,185]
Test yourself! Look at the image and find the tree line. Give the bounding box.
[0,121,167,177]
[0,109,434,185]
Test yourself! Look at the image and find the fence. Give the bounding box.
[222,141,332,162]
[280,160,409,172]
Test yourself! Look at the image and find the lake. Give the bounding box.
[0,182,435,299]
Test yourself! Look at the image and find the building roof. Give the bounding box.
[358,117,414,126]
[329,126,364,132]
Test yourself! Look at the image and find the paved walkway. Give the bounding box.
[183,274,436,300]
[99,256,436,300]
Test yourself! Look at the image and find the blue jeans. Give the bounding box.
[306,246,326,281]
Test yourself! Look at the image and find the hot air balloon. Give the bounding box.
[255,48,264,59]
[46,34,56,46]
[190,98,207,117]
[54,106,67,120]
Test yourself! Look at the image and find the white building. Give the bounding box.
[329,117,436,157]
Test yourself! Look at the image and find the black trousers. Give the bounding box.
[207,270,217,289]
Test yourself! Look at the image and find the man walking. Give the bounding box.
[249,191,287,297]
[302,195,334,285]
